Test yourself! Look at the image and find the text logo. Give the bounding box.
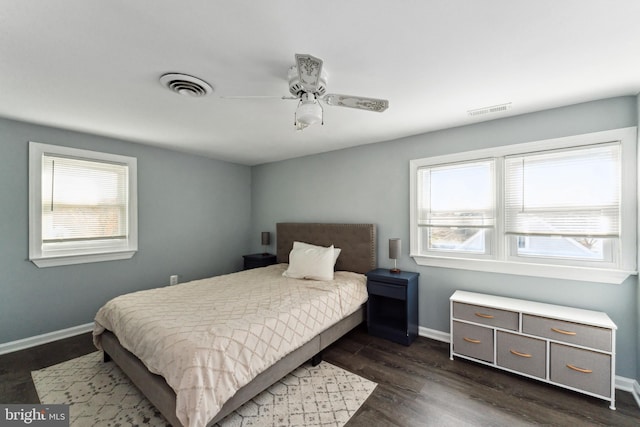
[1,405,69,426]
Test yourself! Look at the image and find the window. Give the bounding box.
[409,127,637,284]
[504,143,619,268]
[417,159,495,258]
[29,142,137,267]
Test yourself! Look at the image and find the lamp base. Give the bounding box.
[390,268,401,274]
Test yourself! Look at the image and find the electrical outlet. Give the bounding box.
[169,275,178,286]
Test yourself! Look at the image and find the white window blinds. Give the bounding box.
[418,159,495,228]
[504,143,621,237]
[41,154,129,244]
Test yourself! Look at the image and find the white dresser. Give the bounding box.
[449,290,617,409]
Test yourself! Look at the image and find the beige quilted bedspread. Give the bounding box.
[93,264,367,427]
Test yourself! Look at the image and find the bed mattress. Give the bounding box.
[93,264,367,427]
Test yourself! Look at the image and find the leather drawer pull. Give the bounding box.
[567,364,593,374]
[475,312,494,319]
[510,349,532,358]
[551,327,577,336]
[463,337,481,344]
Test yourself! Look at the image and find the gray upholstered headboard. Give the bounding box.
[276,223,376,274]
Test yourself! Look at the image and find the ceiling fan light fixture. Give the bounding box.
[295,94,323,130]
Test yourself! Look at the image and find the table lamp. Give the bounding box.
[389,238,401,273]
[261,232,270,255]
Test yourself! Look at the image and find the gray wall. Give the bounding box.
[0,117,252,343]
[251,96,639,379]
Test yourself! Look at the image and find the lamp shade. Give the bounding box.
[389,238,401,260]
[296,101,322,126]
[261,232,270,246]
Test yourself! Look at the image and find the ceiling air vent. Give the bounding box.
[467,102,512,117]
[160,73,213,97]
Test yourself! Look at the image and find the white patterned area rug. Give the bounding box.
[32,351,376,427]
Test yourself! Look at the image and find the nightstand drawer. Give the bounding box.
[453,302,518,331]
[243,253,277,270]
[497,331,546,379]
[367,280,406,300]
[522,315,612,352]
[550,343,612,398]
[452,321,493,363]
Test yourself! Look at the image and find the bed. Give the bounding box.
[93,222,376,427]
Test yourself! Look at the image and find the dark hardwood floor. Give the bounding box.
[325,327,640,427]
[1,327,639,426]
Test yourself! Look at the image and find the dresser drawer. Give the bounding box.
[453,302,518,331]
[496,331,546,379]
[452,321,494,363]
[367,280,406,300]
[522,315,612,352]
[550,343,612,398]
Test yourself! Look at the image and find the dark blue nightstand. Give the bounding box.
[365,268,419,346]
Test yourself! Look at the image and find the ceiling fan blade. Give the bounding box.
[295,53,323,93]
[220,95,298,100]
[323,94,389,112]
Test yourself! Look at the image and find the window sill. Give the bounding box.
[30,250,136,268]
[410,254,636,284]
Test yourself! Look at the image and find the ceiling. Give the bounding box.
[2,1,640,165]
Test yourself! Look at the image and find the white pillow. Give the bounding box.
[283,242,338,281]
[291,241,341,264]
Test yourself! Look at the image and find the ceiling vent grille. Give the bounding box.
[468,102,512,117]
[160,73,213,97]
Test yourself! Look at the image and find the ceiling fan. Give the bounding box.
[227,54,389,130]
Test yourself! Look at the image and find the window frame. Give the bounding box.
[409,127,637,284]
[29,142,138,267]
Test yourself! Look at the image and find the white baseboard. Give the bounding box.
[615,376,637,392]
[0,322,94,355]
[615,376,640,408]
[419,326,639,408]
[419,326,450,343]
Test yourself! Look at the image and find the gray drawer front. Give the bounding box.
[522,314,612,352]
[453,302,518,331]
[496,331,546,379]
[550,343,611,398]
[367,280,405,300]
[452,321,494,363]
